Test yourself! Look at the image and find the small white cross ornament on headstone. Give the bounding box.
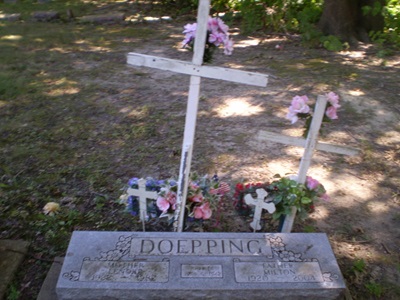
[126,178,158,222]
[127,0,269,232]
[256,95,360,232]
[244,188,276,231]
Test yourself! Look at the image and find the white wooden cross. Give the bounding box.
[256,95,360,233]
[126,178,158,221]
[244,189,276,231]
[127,0,269,232]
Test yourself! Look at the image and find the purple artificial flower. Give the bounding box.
[217,18,229,34]
[321,193,330,201]
[306,176,320,190]
[223,38,234,55]
[182,17,233,56]
[209,32,225,46]
[286,111,299,124]
[128,177,139,187]
[182,23,197,46]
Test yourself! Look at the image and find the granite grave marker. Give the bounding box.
[56,231,346,299]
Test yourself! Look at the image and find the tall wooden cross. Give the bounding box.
[127,0,269,232]
[255,95,359,233]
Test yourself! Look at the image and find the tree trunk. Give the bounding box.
[318,0,385,44]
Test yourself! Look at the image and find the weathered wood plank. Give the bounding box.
[256,132,360,156]
[174,0,210,232]
[127,53,269,87]
[281,95,328,233]
[192,0,208,66]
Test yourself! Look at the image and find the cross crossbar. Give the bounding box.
[256,131,359,156]
[127,53,269,87]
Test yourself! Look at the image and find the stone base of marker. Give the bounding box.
[57,231,346,300]
[0,13,21,22]
[32,11,60,22]
[79,13,125,24]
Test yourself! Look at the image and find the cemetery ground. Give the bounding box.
[0,1,399,299]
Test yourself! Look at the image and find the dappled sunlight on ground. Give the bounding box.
[234,37,261,48]
[45,87,80,97]
[348,89,365,96]
[213,97,264,117]
[0,34,22,41]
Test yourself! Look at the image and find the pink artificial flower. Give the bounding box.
[209,32,225,46]
[193,202,212,219]
[190,182,200,190]
[207,17,219,33]
[223,38,234,55]
[190,193,204,203]
[289,95,310,114]
[217,18,229,33]
[286,111,299,124]
[325,106,338,120]
[321,193,330,201]
[208,17,229,34]
[286,95,310,124]
[168,191,177,206]
[326,92,340,109]
[156,196,170,213]
[306,176,320,190]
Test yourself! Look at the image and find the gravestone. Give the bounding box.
[56,231,346,300]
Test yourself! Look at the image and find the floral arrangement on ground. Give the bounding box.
[234,175,329,223]
[119,173,230,230]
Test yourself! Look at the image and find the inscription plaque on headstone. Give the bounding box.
[57,231,346,300]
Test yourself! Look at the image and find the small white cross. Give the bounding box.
[244,189,276,231]
[126,178,158,221]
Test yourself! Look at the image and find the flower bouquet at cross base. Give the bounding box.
[234,175,329,222]
[182,17,234,63]
[286,92,341,137]
[119,173,230,225]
